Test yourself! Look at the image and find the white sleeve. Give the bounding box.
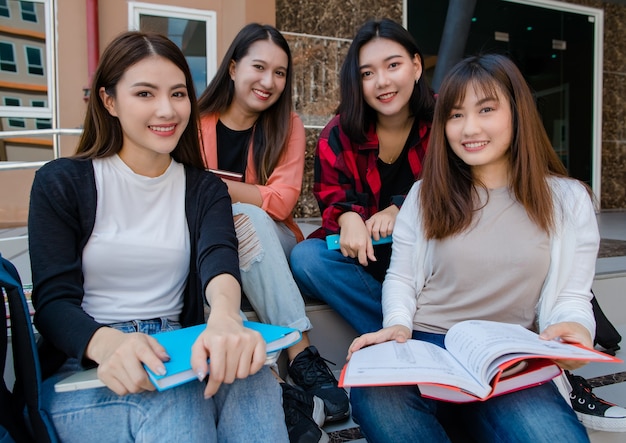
[382,182,425,330]
[540,179,599,337]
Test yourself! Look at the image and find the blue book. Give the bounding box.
[54,321,301,393]
[145,321,301,391]
[325,233,392,250]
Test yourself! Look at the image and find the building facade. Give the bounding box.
[0,0,624,227]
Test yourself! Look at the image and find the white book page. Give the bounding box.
[344,340,488,397]
[54,368,105,392]
[444,320,611,385]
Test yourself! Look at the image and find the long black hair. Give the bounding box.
[197,23,294,184]
[337,18,435,144]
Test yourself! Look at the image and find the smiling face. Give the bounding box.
[445,82,514,187]
[358,37,422,120]
[229,39,288,116]
[100,55,190,170]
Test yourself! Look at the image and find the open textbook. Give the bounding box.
[55,321,301,392]
[339,319,621,403]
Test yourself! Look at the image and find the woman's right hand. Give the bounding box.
[86,327,169,395]
[337,212,376,266]
[347,325,411,360]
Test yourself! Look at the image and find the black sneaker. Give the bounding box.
[567,372,626,432]
[287,346,350,422]
[281,383,329,443]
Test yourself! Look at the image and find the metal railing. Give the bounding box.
[0,128,82,171]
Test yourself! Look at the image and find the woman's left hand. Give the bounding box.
[539,322,594,370]
[365,204,399,241]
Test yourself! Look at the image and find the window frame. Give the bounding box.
[0,0,10,18]
[0,41,17,73]
[20,0,37,23]
[30,98,50,129]
[0,0,59,171]
[402,0,604,204]
[4,96,26,128]
[0,0,54,119]
[128,1,217,89]
[24,45,44,76]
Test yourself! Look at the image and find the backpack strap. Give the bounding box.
[591,291,622,355]
[0,253,57,442]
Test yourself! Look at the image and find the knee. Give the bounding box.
[232,202,270,222]
[291,239,324,267]
[289,241,306,273]
[290,240,323,281]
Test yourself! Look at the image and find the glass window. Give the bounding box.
[1,0,57,168]
[4,97,19,106]
[0,0,10,17]
[0,41,17,72]
[4,97,26,127]
[407,0,602,190]
[130,4,217,96]
[20,1,37,22]
[31,99,50,128]
[34,118,51,129]
[1,1,53,117]
[25,46,43,75]
[7,117,26,128]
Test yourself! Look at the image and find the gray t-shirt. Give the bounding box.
[414,187,550,334]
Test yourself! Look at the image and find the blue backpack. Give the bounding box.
[0,253,57,442]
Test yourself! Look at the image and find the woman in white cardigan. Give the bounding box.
[347,53,598,443]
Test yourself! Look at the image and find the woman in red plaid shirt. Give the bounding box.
[290,19,435,334]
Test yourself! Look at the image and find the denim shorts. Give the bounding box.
[107,318,181,335]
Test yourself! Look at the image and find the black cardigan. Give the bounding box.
[28,157,240,374]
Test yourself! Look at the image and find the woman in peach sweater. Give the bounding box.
[198,23,348,443]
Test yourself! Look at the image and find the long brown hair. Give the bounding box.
[74,31,205,169]
[420,53,569,239]
[197,23,294,184]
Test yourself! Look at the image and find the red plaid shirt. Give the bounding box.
[312,114,431,238]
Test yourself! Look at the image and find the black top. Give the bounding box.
[216,119,253,175]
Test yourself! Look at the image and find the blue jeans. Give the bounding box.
[233,203,311,332]
[351,382,588,442]
[41,318,289,443]
[290,238,383,334]
[350,331,589,442]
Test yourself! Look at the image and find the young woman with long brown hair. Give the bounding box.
[347,53,598,442]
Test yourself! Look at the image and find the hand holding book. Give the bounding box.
[150,320,301,393]
[340,320,621,403]
[537,321,595,371]
[347,324,412,361]
[55,321,301,393]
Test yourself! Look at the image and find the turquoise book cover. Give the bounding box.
[145,321,301,391]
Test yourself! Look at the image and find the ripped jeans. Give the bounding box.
[232,203,312,333]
